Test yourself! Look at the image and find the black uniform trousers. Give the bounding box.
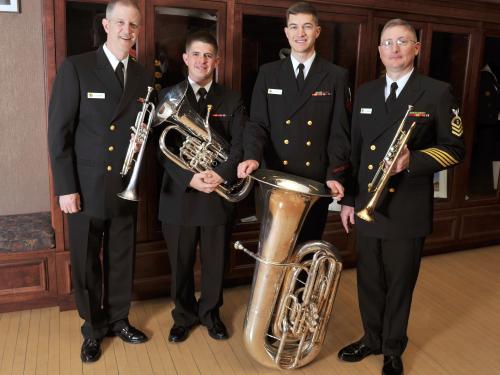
[356,235,424,355]
[162,223,227,328]
[67,213,135,339]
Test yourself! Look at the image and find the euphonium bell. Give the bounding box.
[234,169,342,369]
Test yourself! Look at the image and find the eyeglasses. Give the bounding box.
[380,38,418,48]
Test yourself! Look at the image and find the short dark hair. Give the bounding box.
[185,30,219,54]
[106,0,140,19]
[381,18,418,42]
[286,2,319,25]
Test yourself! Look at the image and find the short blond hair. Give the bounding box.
[381,18,418,42]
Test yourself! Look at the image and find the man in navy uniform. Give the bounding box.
[157,31,245,343]
[337,19,465,375]
[48,0,150,363]
[237,2,350,243]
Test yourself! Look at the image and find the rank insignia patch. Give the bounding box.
[451,108,463,137]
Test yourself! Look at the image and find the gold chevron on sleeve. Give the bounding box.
[451,123,463,137]
[420,148,459,167]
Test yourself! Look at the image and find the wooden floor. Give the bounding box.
[1,245,500,375]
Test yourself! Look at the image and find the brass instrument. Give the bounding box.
[234,169,342,369]
[155,81,252,202]
[117,86,156,201]
[356,105,417,222]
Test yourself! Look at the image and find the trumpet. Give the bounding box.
[356,105,417,222]
[117,86,155,201]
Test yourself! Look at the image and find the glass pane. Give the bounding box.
[428,31,470,200]
[66,2,107,56]
[317,21,358,97]
[154,7,217,91]
[241,15,287,109]
[467,36,500,199]
[429,31,469,101]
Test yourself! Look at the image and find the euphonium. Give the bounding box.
[234,169,342,369]
[356,105,417,222]
[117,86,155,201]
[155,81,252,202]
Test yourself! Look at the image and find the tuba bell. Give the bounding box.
[356,105,417,222]
[155,81,253,202]
[234,169,342,369]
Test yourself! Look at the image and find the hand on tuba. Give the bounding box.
[326,180,344,199]
[237,159,260,178]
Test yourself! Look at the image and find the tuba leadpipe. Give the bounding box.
[356,105,417,222]
[155,82,253,202]
[117,86,155,201]
[234,169,342,369]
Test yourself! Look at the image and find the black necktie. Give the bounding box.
[115,61,124,90]
[296,63,305,91]
[386,82,398,112]
[197,87,208,117]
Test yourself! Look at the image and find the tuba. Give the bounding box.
[234,169,342,369]
[155,81,252,202]
[117,86,156,201]
[356,105,417,222]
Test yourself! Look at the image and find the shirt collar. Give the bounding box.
[103,43,129,72]
[385,68,414,99]
[290,52,316,79]
[188,77,213,98]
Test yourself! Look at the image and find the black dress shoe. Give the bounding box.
[168,324,191,343]
[338,340,381,362]
[382,355,403,375]
[80,338,102,363]
[207,320,229,340]
[110,323,148,344]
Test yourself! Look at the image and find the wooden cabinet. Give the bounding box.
[39,0,500,310]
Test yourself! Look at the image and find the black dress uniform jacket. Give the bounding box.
[158,81,245,225]
[244,55,350,183]
[48,46,151,219]
[343,72,465,238]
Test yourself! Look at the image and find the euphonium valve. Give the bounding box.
[234,169,342,369]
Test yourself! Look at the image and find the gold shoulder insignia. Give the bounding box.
[451,108,463,137]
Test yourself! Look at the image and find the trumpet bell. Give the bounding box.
[356,208,374,222]
[117,188,139,201]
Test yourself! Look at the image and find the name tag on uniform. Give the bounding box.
[87,92,105,99]
[268,88,282,95]
[360,108,372,114]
